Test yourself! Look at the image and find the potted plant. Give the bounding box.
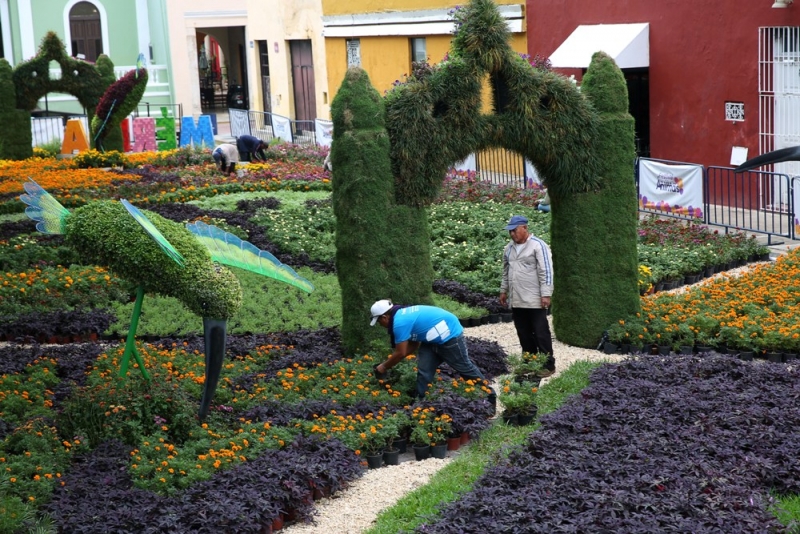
[507,352,546,384]
[605,320,628,353]
[694,330,718,354]
[671,323,695,354]
[428,413,452,459]
[498,377,538,426]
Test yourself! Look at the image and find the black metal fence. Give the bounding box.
[31,113,89,147]
[636,157,795,244]
[135,103,183,121]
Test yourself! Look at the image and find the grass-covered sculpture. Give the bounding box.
[332,0,640,352]
[20,180,314,419]
[8,32,113,158]
[550,52,641,347]
[92,54,149,152]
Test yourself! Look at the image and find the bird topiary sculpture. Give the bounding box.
[20,180,314,419]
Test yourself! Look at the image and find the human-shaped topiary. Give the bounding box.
[550,52,641,347]
[0,59,31,160]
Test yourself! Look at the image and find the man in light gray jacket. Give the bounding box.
[499,215,555,376]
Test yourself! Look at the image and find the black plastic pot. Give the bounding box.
[430,444,447,459]
[366,453,383,469]
[383,448,400,466]
[413,445,430,461]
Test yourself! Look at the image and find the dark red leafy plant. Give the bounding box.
[417,354,797,533]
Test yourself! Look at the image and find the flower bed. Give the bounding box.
[0,328,501,532]
[608,248,800,354]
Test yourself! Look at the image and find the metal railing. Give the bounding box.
[636,157,795,244]
[475,148,527,187]
[228,109,322,146]
[706,166,793,242]
[135,102,182,121]
[31,113,89,148]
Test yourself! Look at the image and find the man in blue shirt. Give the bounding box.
[370,299,490,399]
[236,134,268,162]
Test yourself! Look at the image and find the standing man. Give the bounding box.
[212,143,239,174]
[500,215,556,376]
[370,299,493,403]
[236,134,268,162]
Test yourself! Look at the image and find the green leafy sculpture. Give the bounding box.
[551,51,640,347]
[332,0,640,352]
[92,54,149,152]
[0,60,30,160]
[20,180,313,419]
[330,68,434,352]
[10,32,112,157]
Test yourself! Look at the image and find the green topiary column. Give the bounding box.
[550,52,640,347]
[330,69,394,353]
[331,69,436,354]
[0,59,31,160]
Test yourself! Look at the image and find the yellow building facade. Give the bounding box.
[321,1,527,106]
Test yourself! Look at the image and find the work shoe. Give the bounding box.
[536,366,556,378]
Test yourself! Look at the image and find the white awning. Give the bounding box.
[549,23,649,69]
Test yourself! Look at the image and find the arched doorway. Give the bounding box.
[69,1,103,62]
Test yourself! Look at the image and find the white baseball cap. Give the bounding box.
[370,299,393,326]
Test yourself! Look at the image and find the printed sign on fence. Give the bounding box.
[271,114,293,143]
[315,119,333,147]
[638,159,704,219]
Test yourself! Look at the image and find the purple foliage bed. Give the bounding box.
[417,354,800,533]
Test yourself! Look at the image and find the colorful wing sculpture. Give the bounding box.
[20,179,70,235]
[18,179,315,419]
[186,220,314,293]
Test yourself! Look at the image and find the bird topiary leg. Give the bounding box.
[198,318,228,420]
[119,285,151,381]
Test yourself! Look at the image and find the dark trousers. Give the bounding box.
[512,307,555,369]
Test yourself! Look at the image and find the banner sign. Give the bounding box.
[315,119,333,147]
[272,114,293,143]
[638,159,704,219]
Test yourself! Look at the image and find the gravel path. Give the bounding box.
[283,318,623,534]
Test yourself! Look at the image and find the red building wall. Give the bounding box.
[527,1,800,168]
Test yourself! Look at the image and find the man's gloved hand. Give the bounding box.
[373,363,388,380]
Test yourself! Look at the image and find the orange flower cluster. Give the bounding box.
[0,158,136,197]
[631,249,800,352]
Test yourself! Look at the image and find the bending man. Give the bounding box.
[370,299,491,401]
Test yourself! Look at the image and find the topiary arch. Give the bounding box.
[332,0,640,352]
[3,31,113,158]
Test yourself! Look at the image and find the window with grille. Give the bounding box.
[346,39,361,68]
[725,102,744,122]
[410,38,427,64]
[759,27,800,157]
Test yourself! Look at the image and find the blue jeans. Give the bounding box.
[416,335,485,398]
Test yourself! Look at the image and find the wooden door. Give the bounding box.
[69,2,102,62]
[289,40,316,123]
